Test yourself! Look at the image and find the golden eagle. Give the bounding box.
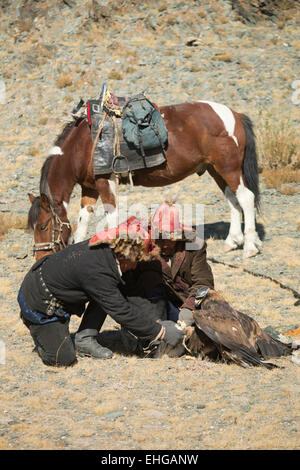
[185,291,291,369]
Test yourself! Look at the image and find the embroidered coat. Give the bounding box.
[136,240,214,310]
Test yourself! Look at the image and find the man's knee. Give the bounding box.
[37,338,77,367]
[28,321,77,367]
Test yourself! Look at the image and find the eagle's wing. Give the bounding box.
[236,310,291,359]
[193,291,290,368]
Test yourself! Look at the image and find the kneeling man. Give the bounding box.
[17,217,184,367]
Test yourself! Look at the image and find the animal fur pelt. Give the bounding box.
[185,291,291,369]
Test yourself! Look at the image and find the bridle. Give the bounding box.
[33,204,71,255]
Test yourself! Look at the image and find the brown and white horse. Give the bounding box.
[28,100,262,260]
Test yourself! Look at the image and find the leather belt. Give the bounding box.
[37,266,66,317]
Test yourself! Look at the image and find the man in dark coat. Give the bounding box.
[130,201,292,365]
[17,217,184,367]
[100,202,214,357]
[134,200,214,327]
[137,237,214,323]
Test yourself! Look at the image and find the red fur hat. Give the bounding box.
[89,216,155,260]
[150,201,195,241]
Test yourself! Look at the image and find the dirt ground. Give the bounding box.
[0,0,299,451]
[0,171,299,450]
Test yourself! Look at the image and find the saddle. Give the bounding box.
[86,88,167,178]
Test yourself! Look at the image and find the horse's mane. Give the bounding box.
[40,116,86,196]
[27,155,54,229]
[28,116,86,229]
[54,116,85,147]
[40,155,54,197]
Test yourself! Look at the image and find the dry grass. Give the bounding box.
[211,52,233,62]
[0,0,299,452]
[0,213,27,241]
[256,113,300,191]
[256,114,300,170]
[261,168,300,191]
[56,72,73,89]
[108,70,123,81]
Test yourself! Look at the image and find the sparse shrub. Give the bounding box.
[211,52,233,62]
[108,70,123,80]
[261,168,300,191]
[256,113,300,192]
[56,73,73,89]
[158,3,167,12]
[28,147,39,157]
[125,66,137,74]
[39,117,48,125]
[0,213,27,241]
[256,114,300,170]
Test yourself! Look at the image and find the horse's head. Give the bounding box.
[28,193,72,260]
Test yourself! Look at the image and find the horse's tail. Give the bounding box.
[240,114,260,211]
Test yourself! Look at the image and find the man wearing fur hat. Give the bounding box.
[102,201,214,357]
[17,217,184,367]
[128,202,291,366]
[135,200,215,329]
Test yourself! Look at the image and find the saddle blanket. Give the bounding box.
[88,100,166,176]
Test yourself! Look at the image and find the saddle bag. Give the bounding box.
[122,94,168,154]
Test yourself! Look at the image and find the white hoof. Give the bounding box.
[243,244,260,259]
[224,242,237,252]
[224,233,244,252]
[254,235,263,247]
[243,249,259,259]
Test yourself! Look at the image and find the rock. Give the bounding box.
[185,37,202,47]
[103,410,125,421]
[197,404,206,410]
[291,350,300,366]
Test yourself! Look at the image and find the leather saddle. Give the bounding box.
[86,91,167,177]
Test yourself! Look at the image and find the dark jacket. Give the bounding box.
[137,240,214,310]
[19,240,161,341]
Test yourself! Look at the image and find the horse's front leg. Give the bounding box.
[94,175,118,232]
[72,186,99,243]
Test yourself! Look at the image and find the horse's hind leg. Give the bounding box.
[235,178,262,258]
[208,164,261,257]
[206,165,244,251]
[224,186,244,251]
[72,186,99,243]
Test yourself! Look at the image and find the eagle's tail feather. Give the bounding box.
[224,346,278,370]
[256,336,292,359]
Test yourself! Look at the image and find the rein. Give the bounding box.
[33,205,71,255]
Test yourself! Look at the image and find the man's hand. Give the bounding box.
[178,308,194,327]
[160,320,185,346]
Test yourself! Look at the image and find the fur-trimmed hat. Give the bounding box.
[89,216,156,262]
[150,198,196,242]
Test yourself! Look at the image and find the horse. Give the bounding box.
[28,98,262,260]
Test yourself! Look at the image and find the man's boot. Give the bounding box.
[75,329,113,359]
[98,328,139,355]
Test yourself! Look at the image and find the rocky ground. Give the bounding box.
[0,0,299,451]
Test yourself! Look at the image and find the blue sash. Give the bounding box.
[17,289,69,325]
